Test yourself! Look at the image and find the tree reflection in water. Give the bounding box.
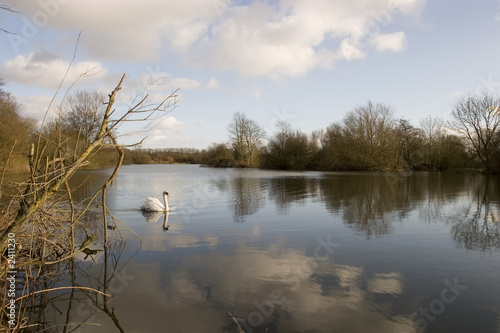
[217,171,500,251]
[450,176,500,252]
[21,236,134,332]
[231,177,266,222]
[267,177,311,214]
[320,174,404,238]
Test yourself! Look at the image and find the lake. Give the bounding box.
[39,164,500,332]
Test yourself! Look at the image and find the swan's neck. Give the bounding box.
[163,193,169,211]
[163,211,169,230]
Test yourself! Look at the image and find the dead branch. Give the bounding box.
[0,75,125,254]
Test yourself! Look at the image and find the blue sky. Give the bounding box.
[1,0,499,149]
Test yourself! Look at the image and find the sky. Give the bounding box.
[1,0,499,149]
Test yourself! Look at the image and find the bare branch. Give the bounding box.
[450,93,500,171]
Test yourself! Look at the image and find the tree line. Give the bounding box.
[128,147,203,164]
[1,75,499,173]
[0,82,111,171]
[0,79,200,171]
[0,79,36,171]
[204,94,500,172]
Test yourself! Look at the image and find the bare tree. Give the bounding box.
[203,142,233,167]
[263,121,311,170]
[62,90,106,148]
[420,116,445,169]
[396,118,423,169]
[342,101,396,170]
[269,120,292,164]
[227,112,265,167]
[450,93,500,172]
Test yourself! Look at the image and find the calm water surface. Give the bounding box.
[58,164,500,332]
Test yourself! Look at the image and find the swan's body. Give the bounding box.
[140,191,169,212]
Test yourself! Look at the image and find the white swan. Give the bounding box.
[140,191,169,212]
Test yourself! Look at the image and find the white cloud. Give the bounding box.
[123,71,199,103]
[169,21,209,52]
[196,119,208,125]
[337,39,367,60]
[117,115,208,148]
[1,52,107,89]
[205,78,220,90]
[370,31,407,52]
[197,0,423,79]
[154,116,187,133]
[135,71,201,92]
[8,0,219,61]
[138,116,188,147]
[9,0,425,79]
[167,78,201,90]
[114,72,198,112]
[17,94,56,121]
[199,1,329,79]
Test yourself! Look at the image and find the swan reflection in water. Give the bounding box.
[141,211,170,230]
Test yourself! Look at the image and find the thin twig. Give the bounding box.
[12,286,111,304]
[36,32,82,166]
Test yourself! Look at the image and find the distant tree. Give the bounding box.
[316,122,349,170]
[146,147,203,164]
[203,142,234,167]
[307,129,323,169]
[439,134,470,169]
[262,121,311,170]
[227,112,265,167]
[131,148,152,164]
[450,93,500,172]
[62,90,106,149]
[309,129,322,152]
[286,129,311,170]
[396,118,423,169]
[342,101,396,170]
[0,78,35,171]
[419,116,446,169]
[262,121,291,169]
